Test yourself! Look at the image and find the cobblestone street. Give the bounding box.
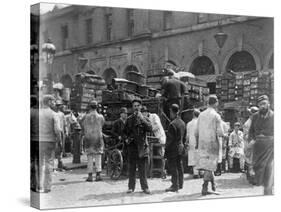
[32,156,264,209]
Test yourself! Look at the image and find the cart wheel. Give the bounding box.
[109,149,123,180]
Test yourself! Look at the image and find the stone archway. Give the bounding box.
[189,56,215,75]
[102,68,117,85]
[222,44,261,73]
[186,49,219,74]
[60,74,73,88]
[226,51,256,72]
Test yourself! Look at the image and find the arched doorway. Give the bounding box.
[124,65,139,79]
[226,51,256,72]
[103,68,117,85]
[60,74,73,88]
[189,56,215,75]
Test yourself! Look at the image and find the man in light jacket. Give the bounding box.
[195,95,224,195]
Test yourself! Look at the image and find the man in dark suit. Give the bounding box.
[165,104,186,192]
[161,75,187,119]
[124,99,152,194]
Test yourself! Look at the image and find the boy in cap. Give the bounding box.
[228,122,245,172]
[249,95,274,195]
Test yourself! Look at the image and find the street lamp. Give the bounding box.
[214,21,228,55]
[42,38,56,94]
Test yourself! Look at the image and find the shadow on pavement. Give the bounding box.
[79,189,167,201]
[163,192,202,201]
[216,176,254,189]
[53,180,87,186]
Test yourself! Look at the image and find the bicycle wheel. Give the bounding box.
[109,149,123,180]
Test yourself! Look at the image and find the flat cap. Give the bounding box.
[257,95,269,103]
[89,100,98,107]
[120,107,128,114]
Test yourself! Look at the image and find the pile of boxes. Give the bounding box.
[70,73,106,111]
[216,70,273,105]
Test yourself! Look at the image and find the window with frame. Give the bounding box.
[85,18,93,44]
[163,11,172,30]
[61,24,68,50]
[197,13,208,24]
[105,13,112,41]
[127,9,134,37]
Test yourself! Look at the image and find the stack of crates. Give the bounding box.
[249,71,259,105]
[70,74,106,112]
[216,70,273,106]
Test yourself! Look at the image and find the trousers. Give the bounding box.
[39,142,56,191]
[167,155,184,189]
[128,153,149,191]
[87,153,102,173]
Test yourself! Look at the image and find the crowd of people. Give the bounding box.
[31,91,274,197]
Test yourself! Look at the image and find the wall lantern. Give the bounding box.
[214,22,228,55]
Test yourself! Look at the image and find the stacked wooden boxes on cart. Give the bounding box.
[70,72,106,112]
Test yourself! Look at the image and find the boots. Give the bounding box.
[95,172,102,181]
[201,181,209,196]
[86,173,93,182]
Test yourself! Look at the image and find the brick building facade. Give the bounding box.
[38,4,274,89]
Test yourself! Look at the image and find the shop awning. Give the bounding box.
[196,75,217,83]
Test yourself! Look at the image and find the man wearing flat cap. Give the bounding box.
[31,95,61,192]
[165,104,186,192]
[194,95,224,195]
[81,100,105,182]
[249,95,274,195]
[123,99,152,194]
